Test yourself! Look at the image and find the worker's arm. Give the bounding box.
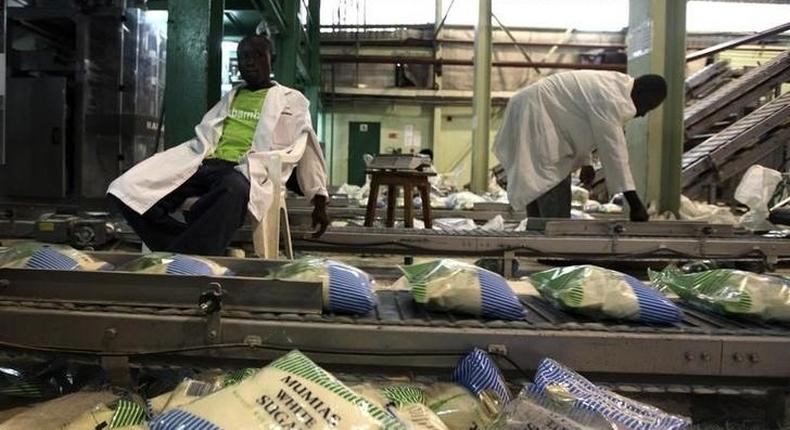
[296,133,330,237]
[588,113,645,220]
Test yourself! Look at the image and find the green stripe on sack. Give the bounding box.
[223,368,257,387]
[411,282,429,303]
[109,399,146,428]
[382,386,426,407]
[271,352,406,428]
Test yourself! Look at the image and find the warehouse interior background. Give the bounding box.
[2,0,790,429]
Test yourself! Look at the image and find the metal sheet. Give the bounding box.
[0,268,323,314]
[535,220,736,237]
[721,338,790,378]
[4,292,790,378]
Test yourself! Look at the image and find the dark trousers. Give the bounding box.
[111,159,250,256]
[527,176,572,218]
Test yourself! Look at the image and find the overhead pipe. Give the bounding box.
[321,55,626,71]
[686,21,790,62]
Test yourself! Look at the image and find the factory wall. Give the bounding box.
[322,103,432,185]
[322,102,504,187]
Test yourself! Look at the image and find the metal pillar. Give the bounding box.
[274,0,299,87]
[470,0,491,194]
[626,0,685,214]
[658,0,686,213]
[0,0,5,165]
[432,0,443,154]
[306,0,321,131]
[164,0,224,148]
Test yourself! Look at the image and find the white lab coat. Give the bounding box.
[493,70,637,210]
[107,83,328,222]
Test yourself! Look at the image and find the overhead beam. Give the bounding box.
[164,0,224,148]
[686,21,790,62]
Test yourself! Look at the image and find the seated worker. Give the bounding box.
[107,34,329,256]
[493,70,667,221]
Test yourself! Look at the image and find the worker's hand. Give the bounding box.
[311,195,330,237]
[624,190,649,222]
[580,165,596,189]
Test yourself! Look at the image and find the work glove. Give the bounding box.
[312,195,330,237]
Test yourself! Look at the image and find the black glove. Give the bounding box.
[579,166,596,189]
[311,195,330,237]
[624,190,649,222]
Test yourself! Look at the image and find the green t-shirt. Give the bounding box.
[210,87,269,163]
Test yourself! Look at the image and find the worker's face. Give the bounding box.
[237,38,272,87]
[632,91,667,117]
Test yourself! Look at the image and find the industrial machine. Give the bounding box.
[0,0,165,209]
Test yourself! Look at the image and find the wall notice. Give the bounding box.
[627,20,652,60]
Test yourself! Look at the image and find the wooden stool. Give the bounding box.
[364,169,435,228]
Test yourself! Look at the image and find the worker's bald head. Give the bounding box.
[238,35,274,89]
[631,74,667,117]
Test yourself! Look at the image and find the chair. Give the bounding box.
[251,132,309,259]
[147,133,309,259]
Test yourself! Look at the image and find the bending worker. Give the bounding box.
[493,70,667,222]
[107,34,329,255]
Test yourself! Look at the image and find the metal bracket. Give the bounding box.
[503,251,516,279]
[199,282,223,344]
[100,355,131,387]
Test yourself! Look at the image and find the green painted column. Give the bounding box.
[274,0,299,87]
[626,0,686,214]
[306,0,321,130]
[164,0,224,148]
[470,0,492,194]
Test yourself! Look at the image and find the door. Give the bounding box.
[0,77,67,198]
[348,121,380,186]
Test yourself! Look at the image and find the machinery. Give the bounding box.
[0,1,165,209]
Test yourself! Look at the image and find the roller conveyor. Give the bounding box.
[288,223,790,266]
[684,49,790,137]
[685,61,732,100]
[0,260,788,386]
[682,91,790,190]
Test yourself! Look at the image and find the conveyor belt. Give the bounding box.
[0,290,788,381]
[685,61,732,100]
[682,91,790,190]
[684,49,790,137]
[290,225,790,265]
[287,205,525,224]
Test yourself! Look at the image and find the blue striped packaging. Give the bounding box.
[26,247,81,270]
[530,265,682,324]
[0,242,112,271]
[149,409,222,430]
[533,358,691,430]
[326,262,378,314]
[117,253,232,276]
[270,258,377,315]
[401,259,526,321]
[452,348,512,404]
